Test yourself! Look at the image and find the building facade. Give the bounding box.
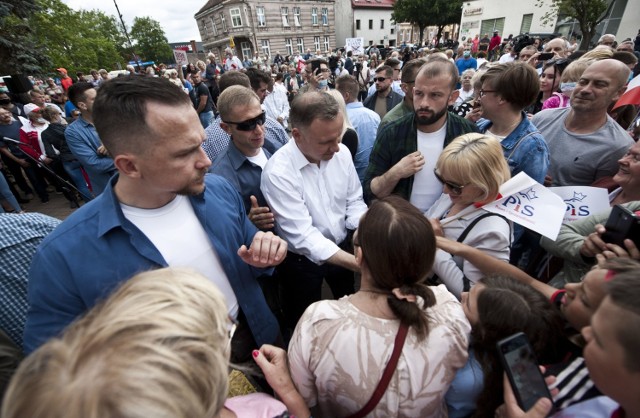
[350,0,396,47]
[194,0,337,62]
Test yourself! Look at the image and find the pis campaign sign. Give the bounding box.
[549,186,610,223]
[345,38,365,55]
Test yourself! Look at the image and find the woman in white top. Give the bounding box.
[455,69,475,108]
[289,195,471,418]
[426,133,512,299]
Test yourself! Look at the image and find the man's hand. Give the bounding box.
[465,106,483,123]
[599,239,640,261]
[248,195,275,230]
[392,151,425,179]
[97,144,109,156]
[238,231,287,268]
[43,157,53,165]
[580,224,608,258]
[498,371,556,418]
[17,158,29,168]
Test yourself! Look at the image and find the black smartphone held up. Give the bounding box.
[602,204,640,248]
[538,52,554,61]
[311,60,321,75]
[497,332,554,413]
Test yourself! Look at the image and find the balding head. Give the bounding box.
[571,59,630,114]
[594,58,632,89]
[544,38,568,57]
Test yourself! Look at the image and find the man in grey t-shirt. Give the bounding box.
[532,59,633,187]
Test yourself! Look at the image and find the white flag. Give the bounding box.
[549,186,610,223]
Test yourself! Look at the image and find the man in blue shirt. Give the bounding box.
[65,83,116,196]
[24,77,288,361]
[455,48,477,75]
[336,74,380,184]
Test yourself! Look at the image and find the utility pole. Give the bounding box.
[112,0,141,71]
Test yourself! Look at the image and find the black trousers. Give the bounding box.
[276,233,355,332]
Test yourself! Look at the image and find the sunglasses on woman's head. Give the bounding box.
[222,111,266,131]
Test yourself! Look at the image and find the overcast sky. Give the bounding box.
[61,0,205,42]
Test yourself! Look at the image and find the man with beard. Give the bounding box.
[532,59,633,187]
[364,59,478,210]
[363,65,403,120]
[23,77,288,363]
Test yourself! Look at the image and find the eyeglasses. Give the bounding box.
[478,89,497,97]
[434,169,466,195]
[374,77,388,82]
[222,111,266,131]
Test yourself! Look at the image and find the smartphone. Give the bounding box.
[311,60,321,75]
[602,205,640,248]
[497,332,554,413]
[538,52,554,61]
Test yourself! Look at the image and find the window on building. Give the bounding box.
[285,38,293,55]
[297,37,304,52]
[241,42,251,61]
[281,7,289,27]
[311,7,318,25]
[261,39,271,57]
[201,19,209,37]
[321,8,328,26]
[256,6,266,27]
[230,8,242,28]
[323,36,330,52]
[380,19,384,29]
[520,14,533,34]
[480,17,505,38]
[314,36,320,51]
[368,20,373,30]
[294,7,301,27]
[220,13,227,31]
[390,26,394,35]
[356,19,360,30]
[210,16,217,35]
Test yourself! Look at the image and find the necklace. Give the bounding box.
[358,288,390,296]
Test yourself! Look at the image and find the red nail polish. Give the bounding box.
[252,350,259,358]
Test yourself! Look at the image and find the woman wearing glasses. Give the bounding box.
[426,133,512,299]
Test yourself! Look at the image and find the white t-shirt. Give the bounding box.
[246,149,269,169]
[409,123,447,212]
[121,195,239,318]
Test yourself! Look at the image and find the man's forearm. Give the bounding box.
[326,249,359,272]
[370,167,401,199]
[196,96,207,114]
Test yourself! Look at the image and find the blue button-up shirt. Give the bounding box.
[64,116,116,195]
[23,174,279,353]
[346,102,380,183]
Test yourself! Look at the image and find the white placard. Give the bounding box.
[345,37,365,55]
[173,49,189,66]
[549,186,610,223]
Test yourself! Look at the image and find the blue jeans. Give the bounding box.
[63,160,93,202]
[0,171,21,212]
[199,110,214,129]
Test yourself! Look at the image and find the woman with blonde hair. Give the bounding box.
[289,195,470,417]
[426,133,512,298]
[3,268,310,418]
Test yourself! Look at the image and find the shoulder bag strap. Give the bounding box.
[347,323,409,418]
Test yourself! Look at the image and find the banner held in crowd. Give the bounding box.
[549,186,610,223]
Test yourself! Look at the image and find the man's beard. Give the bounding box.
[415,106,448,126]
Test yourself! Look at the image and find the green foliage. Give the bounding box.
[0,0,51,74]
[29,0,127,74]
[392,0,462,46]
[536,0,609,48]
[130,17,173,64]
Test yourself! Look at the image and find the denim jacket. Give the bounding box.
[477,112,549,184]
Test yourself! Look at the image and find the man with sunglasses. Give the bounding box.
[364,59,478,210]
[261,92,368,333]
[363,65,403,120]
[377,58,427,133]
[211,86,275,231]
[532,59,634,187]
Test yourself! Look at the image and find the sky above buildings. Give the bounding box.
[62,0,205,42]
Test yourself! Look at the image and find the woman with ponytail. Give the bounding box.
[288,195,471,417]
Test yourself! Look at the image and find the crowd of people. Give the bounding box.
[1,29,640,418]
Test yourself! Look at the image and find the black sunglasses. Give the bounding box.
[434,169,466,196]
[374,77,388,82]
[223,111,266,131]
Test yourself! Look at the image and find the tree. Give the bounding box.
[536,0,609,49]
[0,0,51,74]
[392,0,463,47]
[130,17,173,64]
[29,0,126,73]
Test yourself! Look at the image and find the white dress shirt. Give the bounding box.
[261,141,368,264]
[264,83,290,127]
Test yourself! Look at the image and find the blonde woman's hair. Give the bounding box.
[2,268,229,418]
[196,60,206,71]
[436,133,511,204]
[560,60,590,83]
[326,89,353,131]
[579,47,614,62]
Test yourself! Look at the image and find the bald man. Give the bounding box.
[532,59,634,186]
[543,38,568,58]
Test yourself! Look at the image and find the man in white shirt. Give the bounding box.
[263,73,290,130]
[261,92,368,331]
